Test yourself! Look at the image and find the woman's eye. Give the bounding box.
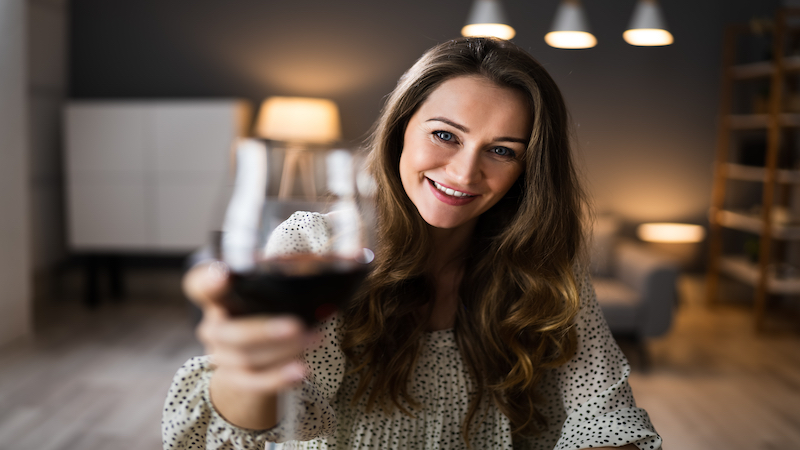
[434,131,454,142]
[492,147,516,158]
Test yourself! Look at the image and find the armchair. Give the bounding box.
[590,216,680,367]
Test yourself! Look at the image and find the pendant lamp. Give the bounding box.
[545,0,596,49]
[461,0,516,40]
[623,0,674,46]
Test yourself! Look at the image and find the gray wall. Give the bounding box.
[30,0,69,273]
[1,0,33,345]
[69,0,781,227]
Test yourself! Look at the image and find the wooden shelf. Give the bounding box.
[708,10,800,330]
[730,55,800,79]
[728,113,800,129]
[724,163,800,183]
[719,256,800,294]
[717,209,800,239]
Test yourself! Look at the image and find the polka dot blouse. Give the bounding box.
[162,212,662,450]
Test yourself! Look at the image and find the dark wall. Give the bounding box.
[70,0,780,225]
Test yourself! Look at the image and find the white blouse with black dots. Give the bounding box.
[162,212,662,450]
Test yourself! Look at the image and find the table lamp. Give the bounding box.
[636,223,705,243]
[637,222,706,271]
[253,97,342,199]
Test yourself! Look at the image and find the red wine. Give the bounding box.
[226,255,370,326]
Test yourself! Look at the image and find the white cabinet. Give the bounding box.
[65,100,252,253]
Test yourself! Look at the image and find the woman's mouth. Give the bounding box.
[426,178,477,206]
[430,179,474,198]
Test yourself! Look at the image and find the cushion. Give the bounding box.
[592,277,641,334]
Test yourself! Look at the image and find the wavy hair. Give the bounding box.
[341,37,587,443]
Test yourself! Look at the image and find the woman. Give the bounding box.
[163,37,661,450]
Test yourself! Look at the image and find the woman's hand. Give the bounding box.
[184,261,312,430]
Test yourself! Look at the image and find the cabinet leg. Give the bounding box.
[83,254,126,307]
[109,255,125,300]
[84,255,100,308]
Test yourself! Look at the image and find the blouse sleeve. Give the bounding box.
[161,211,346,449]
[535,267,663,450]
[162,355,270,449]
[161,317,344,449]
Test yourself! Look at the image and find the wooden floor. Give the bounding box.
[627,277,800,450]
[0,270,798,449]
[0,267,203,450]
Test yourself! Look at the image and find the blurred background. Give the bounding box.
[1,0,799,448]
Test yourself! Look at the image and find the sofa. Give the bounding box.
[590,216,680,367]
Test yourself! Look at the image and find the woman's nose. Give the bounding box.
[447,148,482,185]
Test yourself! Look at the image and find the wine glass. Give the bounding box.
[217,138,375,438]
[219,138,375,325]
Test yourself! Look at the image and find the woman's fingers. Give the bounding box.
[186,262,316,401]
[212,360,307,393]
[197,305,304,349]
[197,304,308,370]
[211,338,305,369]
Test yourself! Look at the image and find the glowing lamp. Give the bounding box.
[636,223,706,244]
[461,0,516,40]
[253,97,341,144]
[623,0,674,46]
[252,96,342,199]
[545,0,596,49]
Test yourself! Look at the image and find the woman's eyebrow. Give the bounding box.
[426,117,468,132]
[426,117,527,145]
[498,136,528,145]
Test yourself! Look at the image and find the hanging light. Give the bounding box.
[545,0,596,49]
[461,0,516,40]
[623,0,674,46]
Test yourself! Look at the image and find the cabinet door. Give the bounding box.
[66,172,149,250]
[154,178,230,250]
[65,104,149,250]
[65,103,149,173]
[64,101,250,252]
[152,102,240,173]
[152,102,247,250]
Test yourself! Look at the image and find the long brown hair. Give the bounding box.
[341,37,587,442]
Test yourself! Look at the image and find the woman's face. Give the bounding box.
[400,75,531,231]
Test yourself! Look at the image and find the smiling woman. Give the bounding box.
[163,37,662,450]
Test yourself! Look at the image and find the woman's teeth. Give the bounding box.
[433,180,472,197]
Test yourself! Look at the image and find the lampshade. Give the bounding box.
[253,96,342,144]
[623,0,674,46]
[636,223,705,243]
[461,0,516,40]
[545,0,596,49]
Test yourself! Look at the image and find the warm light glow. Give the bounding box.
[544,31,597,49]
[636,223,706,243]
[624,0,673,46]
[547,0,594,49]
[462,0,515,40]
[253,97,341,143]
[461,23,516,40]
[623,28,674,46]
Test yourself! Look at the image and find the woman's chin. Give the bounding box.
[420,213,477,232]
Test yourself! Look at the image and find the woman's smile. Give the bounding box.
[429,178,475,198]
[427,178,477,206]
